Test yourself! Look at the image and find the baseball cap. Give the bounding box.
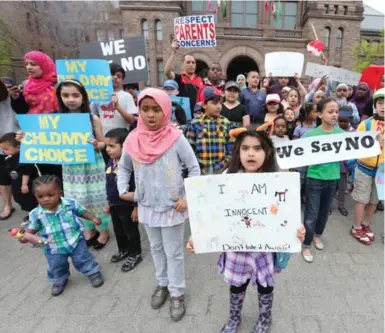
[265,94,281,105]
[163,80,179,90]
[373,88,385,102]
[203,87,222,102]
[338,105,353,118]
[2,77,14,86]
[193,102,202,114]
[225,81,240,91]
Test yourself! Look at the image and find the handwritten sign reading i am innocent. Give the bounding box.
[185,172,302,254]
[17,114,96,165]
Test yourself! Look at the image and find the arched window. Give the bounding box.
[155,19,163,41]
[141,19,149,41]
[323,27,331,48]
[26,13,32,29]
[336,28,343,49]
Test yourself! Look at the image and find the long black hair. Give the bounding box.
[227,129,279,174]
[0,79,9,102]
[56,79,91,114]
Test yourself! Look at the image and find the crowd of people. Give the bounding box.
[0,42,383,333]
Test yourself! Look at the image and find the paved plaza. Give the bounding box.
[0,196,383,333]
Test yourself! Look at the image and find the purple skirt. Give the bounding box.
[217,252,277,288]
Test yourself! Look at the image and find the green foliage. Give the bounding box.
[353,29,384,72]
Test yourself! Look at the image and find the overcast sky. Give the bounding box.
[363,0,385,15]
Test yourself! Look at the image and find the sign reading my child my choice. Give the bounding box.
[185,172,302,254]
[79,37,148,84]
[174,15,216,48]
[17,114,95,165]
[274,132,381,169]
[56,59,113,103]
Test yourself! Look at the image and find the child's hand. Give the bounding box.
[294,73,300,81]
[104,204,110,215]
[296,225,306,243]
[112,94,119,108]
[88,139,99,149]
[91,217,102,226]
[15,130,25,142]
[21,184,29,194]
[378,133,384,148]
[175,198,187,213]
[131,207,138,222]
[186,237,195,253]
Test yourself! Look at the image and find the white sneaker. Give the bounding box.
[313,238,324,250]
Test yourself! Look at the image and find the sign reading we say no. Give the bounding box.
[79,37,148,83]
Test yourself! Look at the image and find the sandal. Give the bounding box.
[338,206,348,217]
[85,230,100,247]
[0,207,15,220]
[350,228,371,245]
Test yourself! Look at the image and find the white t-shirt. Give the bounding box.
[91,90,136,135]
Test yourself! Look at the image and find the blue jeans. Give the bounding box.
[303,178,338,247]
[44,238,100,285]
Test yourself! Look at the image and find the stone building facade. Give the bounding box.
[119,0,378,86]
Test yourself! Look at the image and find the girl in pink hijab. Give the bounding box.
[10,51,58,114]
[117,88,200,321]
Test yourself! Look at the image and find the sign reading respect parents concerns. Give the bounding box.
[274,132,381,169]
[79,37,148,83]
[174,15,216,48]
[185,172,302,254]
[17,114,95,165]
[56,59,113,103]
[305,63,361,86]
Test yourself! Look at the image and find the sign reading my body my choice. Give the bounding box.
[17,114,95,165]
[79,37,148,84]
[56,59,113,103]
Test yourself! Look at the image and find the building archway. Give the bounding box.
[220,46,264,79]
[226,56,259,81]
[196,60,209,79]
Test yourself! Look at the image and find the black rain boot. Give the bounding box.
[251,293,273,333]
[220,291,246,333]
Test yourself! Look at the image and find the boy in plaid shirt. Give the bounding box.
[186,87,233,175]
[22,175,104,296]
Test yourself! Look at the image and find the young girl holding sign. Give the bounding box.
[301,99,344,263]
[187,129,305,333]
[117,88,200,321]
[57,79,111,249]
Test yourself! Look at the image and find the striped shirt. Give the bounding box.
[185,115,233,175]
[28,197,86,254]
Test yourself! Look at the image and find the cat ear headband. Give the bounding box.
[229,121,274,140]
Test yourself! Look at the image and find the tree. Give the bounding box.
[352,29,384,72]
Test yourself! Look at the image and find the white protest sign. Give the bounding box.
[264,52,304,77]
[185,172,302,254]
[305,63,361,86]
[174,15,216,48]
[274,132,381,169]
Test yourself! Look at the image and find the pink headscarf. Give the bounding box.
[308,78,321,92]
[23,51,58,114]
[124,88,182,164]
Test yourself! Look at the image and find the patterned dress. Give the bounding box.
[62,149,111,231]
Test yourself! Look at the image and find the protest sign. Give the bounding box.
[79,37,148,83]
[305,62,361,86]
[185,172,302,254]
[56,59,113,103]
[17,114,95,165]
[171,96,191,121]
[264,52,304,77]
[174,15,216,48]
[376,162,384,200]
[274,132,381,169]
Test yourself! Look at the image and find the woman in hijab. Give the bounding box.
[9,51,58,114]
[350,82,371,118]
[236,74,247,90]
